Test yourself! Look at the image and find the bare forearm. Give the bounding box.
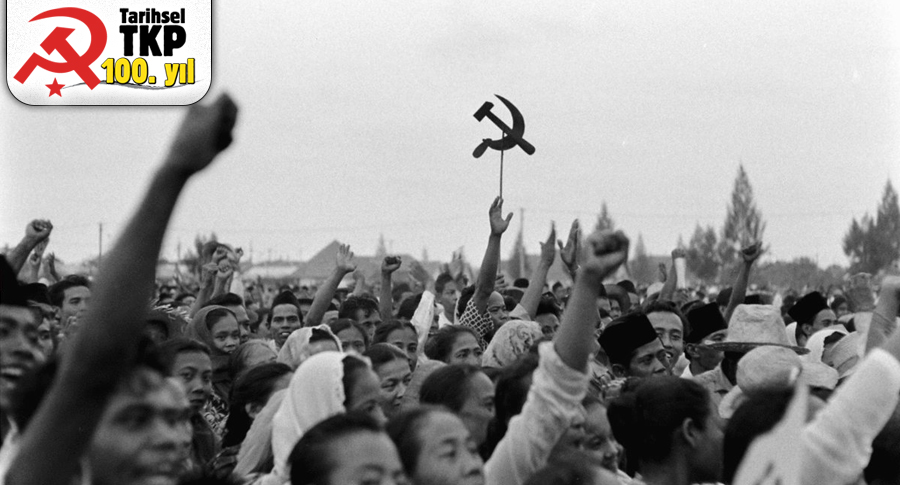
[554,269,603,371]
[521,261,550,319]
[725,262,751,324]
[306,268,347,326]
[67,166,187,376]
[9,166,188,485]
[475,234,502,312]
[380,273,393,322]
[658,263,677,301]
[871,291,900,354]
[6,237,40,274]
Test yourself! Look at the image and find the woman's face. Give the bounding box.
[325,432,406,485]
[448,333,482,367]
[337,327,367,355]
[582,402,622,474]
[458,372,495,446]
[210,315,240,354]
[412,411,484,485]
[387,328,419,371]
[375,358,412,418]
[346,367,387,426]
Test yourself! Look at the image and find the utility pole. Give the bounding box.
[98,222,103,262]
[519,208,526,278]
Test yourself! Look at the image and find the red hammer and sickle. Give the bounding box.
[14,8,107,89]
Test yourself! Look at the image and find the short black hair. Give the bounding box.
[535,295,561,318]
[289,412,384,485]
[205,293,244,308]
[435,273,455,296]
[48,274,91,307]
[397,293,423,320]
[339,296,379,320]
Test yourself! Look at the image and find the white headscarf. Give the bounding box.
[276,324,342,369]
[803,326,849,364]
[234,389,286,479]
[267,351,370,484]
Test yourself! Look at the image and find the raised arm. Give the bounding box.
[521,223,556,319]
[555,230,629,371]
[19,239,48,284]
[867,276,900,353]
[5,220,52,275]
[380,256,401,322]
[473,197,513,313]
[8,94,238,485]
[305,244,356,326]
[657,248,683,302]
[557,219,580,282]
[724,242,762,323]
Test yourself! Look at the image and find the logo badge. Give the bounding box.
[7,1,212,105]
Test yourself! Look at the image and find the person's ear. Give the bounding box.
[681,417,701,448]
[245,403,264,420]
[611,364,627,378]
[801,323,812,337]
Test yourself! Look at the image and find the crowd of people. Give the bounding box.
[2,94,900,485]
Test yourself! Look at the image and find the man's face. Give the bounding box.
[86,372,193,485]
[439,282,459,315]
[354,309,381,341]
[688,329,726,372]
[626,339,668,378]
[0,305,45,410]
[486,292,509,330]
[0,305,46,411]
[811,309,837,334]
[270,304,301,348]
[60,285,91,323]
[647,311,684,367]
[226,304,251,344]
[170,351,212,413]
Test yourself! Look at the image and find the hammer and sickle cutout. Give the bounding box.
[472,95,536,158]
[14,8,107,89]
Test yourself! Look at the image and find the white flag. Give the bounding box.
[732,384,807,485]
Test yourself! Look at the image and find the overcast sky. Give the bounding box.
[3,0,900,270]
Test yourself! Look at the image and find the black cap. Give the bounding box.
[599,313,659,365]
[685,302,727,344]
[787,292,829,325]
[616,280,637,295]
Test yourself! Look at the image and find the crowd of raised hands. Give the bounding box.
[2,93,900,485]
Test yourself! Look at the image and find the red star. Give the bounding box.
[46,78,64,97]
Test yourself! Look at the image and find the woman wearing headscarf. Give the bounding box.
[186,305,241,437]
[276,324,341,369]
[240,351,384,485]
[481,319,543,369]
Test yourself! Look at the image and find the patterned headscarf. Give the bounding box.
[482,320,543,368]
